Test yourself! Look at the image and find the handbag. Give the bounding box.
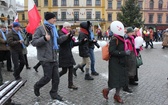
[136,54,143,67]
[102,44,110,61]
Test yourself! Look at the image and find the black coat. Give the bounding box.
[78,31,90,57]
[108,36,128,89]
[58,30,78,67]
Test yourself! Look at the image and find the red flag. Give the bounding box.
[26,0,41,34]
[14,13,18,22]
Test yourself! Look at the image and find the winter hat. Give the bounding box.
[13,22,21,27]
[63,22,71,27]
[127,27,134,33]
[45,12,56,20]
[80,21,91,30]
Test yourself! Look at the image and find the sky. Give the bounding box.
[16,0,24,5]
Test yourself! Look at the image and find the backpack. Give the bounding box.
[102,37,118,61]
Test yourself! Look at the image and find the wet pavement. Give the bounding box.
[1,43,168,105]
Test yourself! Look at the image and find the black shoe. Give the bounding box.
[162,46,165,49]
[7,69,13,72]
[91,71,99,76]
[73,68,77,76]
[15,77,22,80]
[79,66,84,72]
[129,81,138,86]
[52,95,63,101]
[68,85,78,90]
[85,74,94,80]
[33,67,38,72]
[34,85,40,96]
[26,66,31,69]
[123,86,132,93]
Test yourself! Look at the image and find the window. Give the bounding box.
[166,14,168,23]
[158,0,163,9]
[108,13,112,21]
[117,1,121,9]
[53,12,57,19]
[149,0,154,9]
[53,0,57,6]
[95,11,101,19]
[138,1,143,9]
[86,11,92,19]
[108,1,112,9]
[61,0,66,6]
[157,14,162,23]
[34,0,38,6]
[22,14,25,20]
[61,12,66,19]
[74,11,79,20]
[149,14,153,23]
[86,0,92,6]
[95,0,101,6]
[74,0,79,6]
[44,0,48,6]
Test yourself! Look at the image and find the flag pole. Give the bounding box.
[40,20,48,35]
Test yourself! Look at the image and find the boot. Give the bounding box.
[79,64,85,72]
[85,74,94,80]
[73,64,81,76]
[102,88,109,99]
[68,82,78,90]
[129,78,138,86]
[123,85,132,93]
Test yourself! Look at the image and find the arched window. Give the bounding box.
[158,0,163,9]
[7,15,10,25]
[149,0,154,9]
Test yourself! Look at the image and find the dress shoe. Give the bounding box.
[52,95,63,101]
[7,69,13,72]
[15,77,22,80]
[85,74,94,80]
[114,94,124,103]
[34,85,40,96]
[129,81,138,86]
[68,85,78,90]
[91,71,99,76]
[102,88,109,99]
[79,66,84,72]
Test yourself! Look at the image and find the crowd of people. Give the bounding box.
[0,11,168,104]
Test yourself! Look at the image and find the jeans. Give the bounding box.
[89,48,95,72]
[11,51,25,79]
[34,61,60,99]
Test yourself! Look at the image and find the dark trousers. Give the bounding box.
[145,39,153,48]
[11,51,25,79]
[0,65,3,85]
[34,61,60,99]
[0,50,12,71]
[59,66,73,86]
[24,54,29,67]
[34,61,41,69]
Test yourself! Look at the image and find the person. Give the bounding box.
[73,23,100,76]
[123,27,138,93]
[149,27,154,48]
[0,24,13,72]
[73,21,94,80]
[7,22,26,80]
[58,22,86,90]
[33,61,41,72]
[32,12,67,101]
[20,27,31,69]
[102,21,129,103]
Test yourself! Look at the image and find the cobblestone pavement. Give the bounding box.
[2,43,168,105]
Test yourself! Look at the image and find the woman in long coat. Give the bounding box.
[102,24,129,103]
[58,22,84,90]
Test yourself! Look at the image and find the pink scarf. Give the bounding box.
[61,28,76,42]
[114,34,137,56]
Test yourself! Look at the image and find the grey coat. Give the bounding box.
[32,25,68,62]
[108,36,128,89]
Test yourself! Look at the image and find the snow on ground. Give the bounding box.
[27,41,162,58]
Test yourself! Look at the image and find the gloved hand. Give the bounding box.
[125,50,131,55]
[81,38,87,44]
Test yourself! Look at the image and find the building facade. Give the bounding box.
[0,0,16,26]
[144,0,168,30]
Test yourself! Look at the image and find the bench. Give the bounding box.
[0,80,27,105]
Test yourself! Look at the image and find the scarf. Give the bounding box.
[44,20,59,50]
[12,28,26,49]
[80,28,89,35]
[89,30,94,40]
[0,29,7,41]
[128,36,138,56]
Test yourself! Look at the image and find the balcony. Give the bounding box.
[57,18,105,22]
